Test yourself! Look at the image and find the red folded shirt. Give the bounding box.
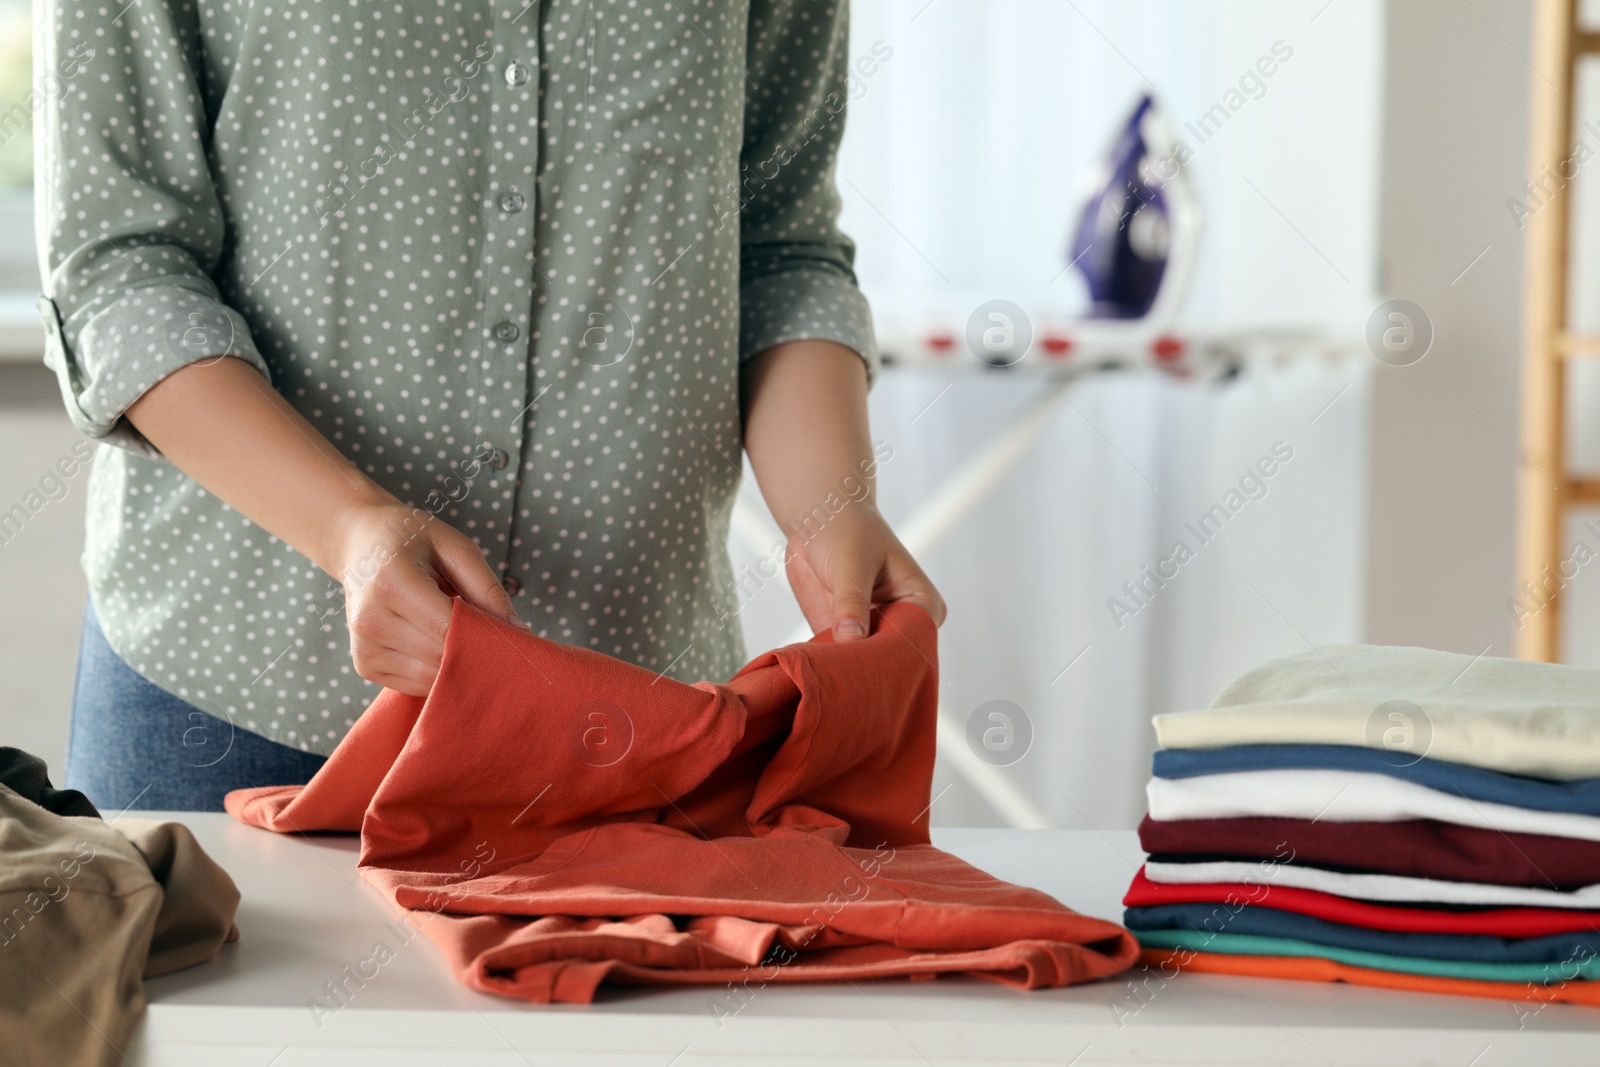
[1123,869,1600,939]
[228,600,1136,1003]
[1138,814,1600,889]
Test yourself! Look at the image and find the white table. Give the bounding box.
[130,819,1600,1065]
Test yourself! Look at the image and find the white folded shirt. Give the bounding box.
[1146,768,1600,842]
[1152,644,1600,780]
[1143,859,1600,909]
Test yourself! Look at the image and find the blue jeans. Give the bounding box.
[65,600,327,812]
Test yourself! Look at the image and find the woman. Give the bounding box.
[37,0,944,810]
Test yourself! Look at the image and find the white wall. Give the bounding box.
[0,371,88,775]
[1366,0,1533,658]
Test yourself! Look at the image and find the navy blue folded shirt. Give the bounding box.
[1152,744,1600,815]
[1124,902,1600,964]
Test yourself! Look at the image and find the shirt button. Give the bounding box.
[501,575,522,596]
[493,321,520,343]
[504,61,529,87]
[485,447,510,470]
[499,191,526,214]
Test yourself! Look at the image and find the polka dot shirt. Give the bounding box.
[35,0,878,755]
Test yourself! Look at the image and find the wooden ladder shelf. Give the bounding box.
[1517,0,1600,660]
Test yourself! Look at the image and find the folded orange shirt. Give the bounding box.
[1139,949,1600,1009]
[227,600,1136,1003]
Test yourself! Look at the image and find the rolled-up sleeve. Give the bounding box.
[35,0,271,457]
[738,0,879,384]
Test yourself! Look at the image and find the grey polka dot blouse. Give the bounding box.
[35,0,878,755]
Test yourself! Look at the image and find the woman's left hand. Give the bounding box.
[783,503,946,642]
[740,337,945,643]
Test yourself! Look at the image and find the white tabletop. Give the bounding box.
[128,817,1600,1065]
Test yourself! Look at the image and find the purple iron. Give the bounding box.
[1069,94,1199,330]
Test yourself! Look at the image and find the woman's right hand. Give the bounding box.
[325,501,522,696]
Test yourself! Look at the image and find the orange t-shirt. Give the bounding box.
[228,600,1136,1003]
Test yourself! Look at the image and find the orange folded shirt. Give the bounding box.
[227,600,1136,1003]
[1139,949,1600,1010]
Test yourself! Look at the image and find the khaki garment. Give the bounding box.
[0,787,239,1067]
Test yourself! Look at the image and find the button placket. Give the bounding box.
[470,5,542,577]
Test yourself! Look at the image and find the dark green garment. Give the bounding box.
[35,0,876,754]
[0,748,97,818]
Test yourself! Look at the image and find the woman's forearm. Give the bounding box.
[123,357,394,576]
[741,340,943,639]
[124,356,519,694]
[741,339,877,531]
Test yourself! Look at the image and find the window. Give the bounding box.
[1,0,43,354]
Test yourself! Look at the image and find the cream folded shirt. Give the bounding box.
[1153,644,1600,780]
[1146,769,1600,842]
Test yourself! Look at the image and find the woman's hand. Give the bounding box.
[740,338,946,643]
[326,502,521,696]
[784,503,946,641]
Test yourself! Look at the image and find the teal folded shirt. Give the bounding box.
[1136,929,1600,985]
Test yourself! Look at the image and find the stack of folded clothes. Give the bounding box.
[1123,643,1600,1007]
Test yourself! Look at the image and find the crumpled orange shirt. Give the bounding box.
[228,601,1136,1003]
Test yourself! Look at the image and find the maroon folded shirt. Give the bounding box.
[1139,815,1600,889]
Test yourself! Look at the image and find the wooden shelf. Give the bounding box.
[1555,333,1600,356]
